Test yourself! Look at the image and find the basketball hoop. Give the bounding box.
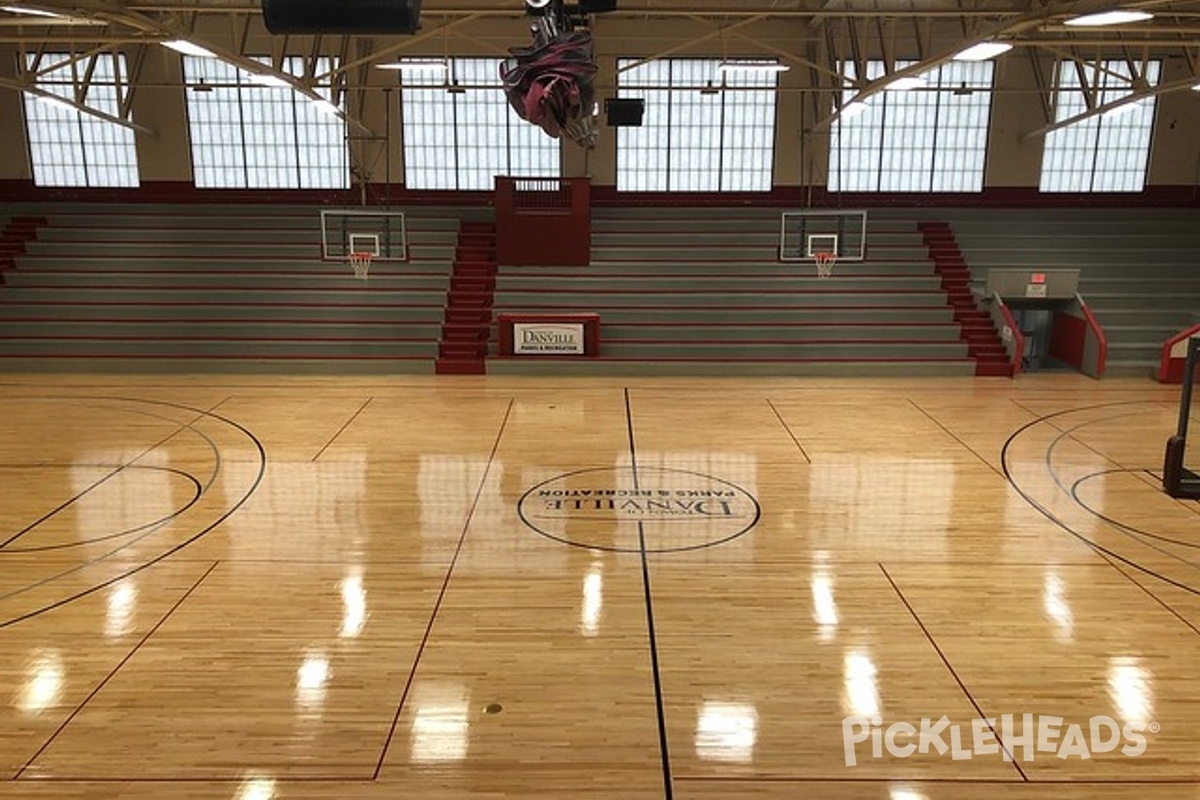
[348,251,373,281]
[814,251,837,280]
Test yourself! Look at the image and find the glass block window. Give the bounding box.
[183,56,348,189]
[400,58,560,191]
[829,60,994,192]
[1039,60,1161,193]
[616,58,778,192]
[21,52,140,187]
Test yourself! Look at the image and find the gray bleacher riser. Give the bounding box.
[13,255,453,272]
[0,356,437,375]
[0,303,442,323]
[495,275,942,292]
[21,243,456,261]
[1098,311,1195,327]
[486,358,977,378]
[596,324,962,342]
[493,291,946,308]
[589,232,927,249]
[1082,295,1200,311]
[0,320,442,339]
[0,339,438,358]
[1104,324,1185,339]
[5,271,452,291]
[494,307,956,325]
[592,341,969,358]
[32,231,457,248]
[15,262,453,277]
[1,286,447,305]
[506,262,936,278]
[588,246,927,261]
[1063,279,1200,293]
[959,252,1200,269]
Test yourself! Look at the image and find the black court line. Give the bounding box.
[625,387,675,800]
[878,564,1029,783]
[0,396,264,628]
[14,561,221,780]
[765,399,811,464]
[311,397,373,462]
[908,399,1000,475]
[0,398,217,552]
[1000,401,1200,597]
[372,398,514,780]
[1103,557,1200,638]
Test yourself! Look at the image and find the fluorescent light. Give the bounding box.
[248,73,291,88]
[717,59,789,74]
[3,4,62,16]
[162,39,217,58]
[310,98,341,115]
[953,41,1013,61]
[1065,9,1153,26]
[1193,82,1200,91]
[840,101,870,119]
[886,76,927,91]
[375,57,447,72]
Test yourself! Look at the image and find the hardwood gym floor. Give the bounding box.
[0,373,1196,799]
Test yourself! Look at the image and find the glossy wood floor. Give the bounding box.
[0,372,1197,800]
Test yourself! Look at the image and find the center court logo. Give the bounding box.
[842,714,1155,766]
[516,466,760,553]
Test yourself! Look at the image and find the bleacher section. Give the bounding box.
[0,204,470,373]
[907,208,1200,376]
[489,207,978,377]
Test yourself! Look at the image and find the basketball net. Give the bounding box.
[814,251,837,280]
[348,252,373,281]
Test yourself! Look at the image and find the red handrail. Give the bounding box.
[995,298,1025,377]
[1159,322,1200,382]
[1077,297,1108,378]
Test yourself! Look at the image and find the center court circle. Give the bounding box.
[517,466,761,553]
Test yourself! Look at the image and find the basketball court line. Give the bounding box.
[2,378,1194,793]
[878,564,1029,781]
[1001,401,1200,598]
[370,397,514,780]
[13,561,220,780]
[625,387,675,800]
[907,399,1002,475]
[765,399,812,463]
[0,395,265,628]
[311,396,374,462]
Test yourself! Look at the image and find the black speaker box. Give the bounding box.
[579,0,618,12]
[605,98,645,127]
[262,0,422,34]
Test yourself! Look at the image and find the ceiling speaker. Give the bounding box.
[604,98,644,127]
[262,0,422,34]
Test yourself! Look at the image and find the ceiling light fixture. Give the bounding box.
[248,73,291,88]
[716,59,789,74]
[3,4,62,16]
[952,41,1013,61]
[886,76,927,91]
[1064,9,1153,26]
[162,39,218,58]
[374,57,448,73]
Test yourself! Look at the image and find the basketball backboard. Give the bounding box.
[780,210,867,263]
[320,209,407,262]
